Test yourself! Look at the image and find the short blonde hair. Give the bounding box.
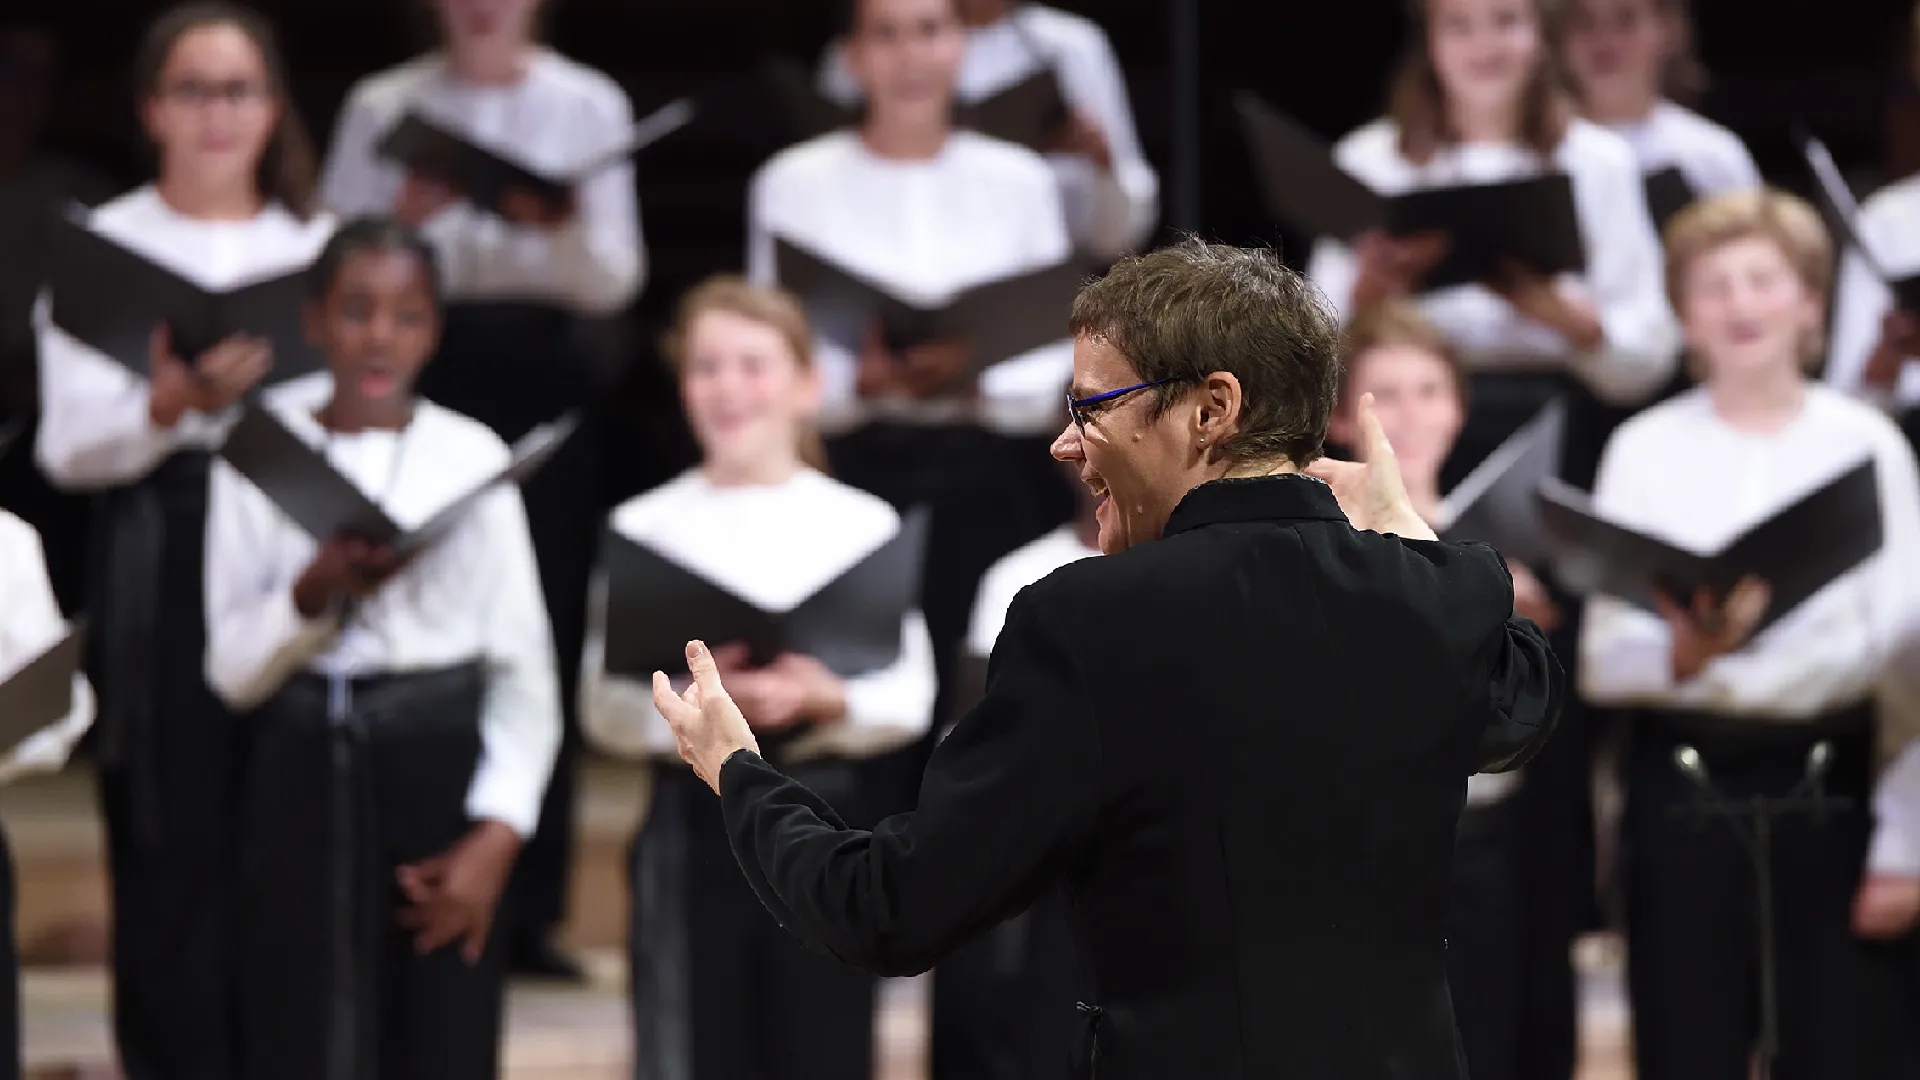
[1338,300,1468,409]
[1663,189,1834,367]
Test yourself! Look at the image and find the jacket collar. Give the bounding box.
[1162,474,1348,538]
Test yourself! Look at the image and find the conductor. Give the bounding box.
[652,240,1565,1078]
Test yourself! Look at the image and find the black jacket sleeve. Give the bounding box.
[718,590,1104,977]
[1476,612,1563,773]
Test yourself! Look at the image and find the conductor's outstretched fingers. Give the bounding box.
[653,640,760,794]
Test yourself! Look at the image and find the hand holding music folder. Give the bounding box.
[1437,398,1566,566]
[47,207,321,384]
[600,508,931,680]
[774,238,1082,383]
[1643,166,1696,234]
[1233,93,1588,292]
[375,97,695,221]
[0,623,85,759]
[1536,458,1884,636]
[1799,131,1920,314]
[220,405,580,554]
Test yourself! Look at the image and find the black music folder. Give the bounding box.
[375,97,695,219]
[1800,131,1920,313]
[0,623,85,758]
[1437,398,1565,566]
[47,207,321,383]
[774,238,1082,378]
[220,405,579,553]
[601,508,931,679]
[767,59,1069,153]
[1536,458,1883,635]
[1234,93,1588,291]
[1643,166,1696,233]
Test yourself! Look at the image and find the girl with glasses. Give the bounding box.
[582,276,935,1080]
[32,5,332,1074]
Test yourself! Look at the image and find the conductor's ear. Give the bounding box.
[1197,371,1244,444]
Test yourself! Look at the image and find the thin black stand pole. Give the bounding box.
[1669,743,1853,1080]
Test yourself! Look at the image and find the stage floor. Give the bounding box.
[0,763,1632,1079]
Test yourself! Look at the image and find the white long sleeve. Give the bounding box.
[1604,101,1763,199]
[1577,386,1920,872]
[0,512,94,786]
[33,187,334,489]
[582,468,937,762]
[1304,118,1678,404]
[746,130,1072,433]
[318,50,645,315]
[202,397,562,836]
[1825,174,1920,411]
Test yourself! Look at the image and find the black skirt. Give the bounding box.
[235,662,506,1080]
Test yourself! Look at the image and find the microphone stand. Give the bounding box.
[1668,741,1853,1080]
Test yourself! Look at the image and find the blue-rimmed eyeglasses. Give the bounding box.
[1066,379,1176,429]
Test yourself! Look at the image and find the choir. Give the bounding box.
[0,0,1915,1078]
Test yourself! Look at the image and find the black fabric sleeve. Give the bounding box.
[718,590,1104,977]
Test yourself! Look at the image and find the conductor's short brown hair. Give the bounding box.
[1338,300,1469,410]
[1663,189,1834,368]
[1068,240,1343,468]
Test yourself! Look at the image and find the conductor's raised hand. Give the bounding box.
[652,640,760,795]
[1305,392,1438,541]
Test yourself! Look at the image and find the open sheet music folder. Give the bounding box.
[375,97,695,219]
[1536,458,1883,635]
[600,507,932,679]
[1437,398,1566,566]
[220,405,580,554]
[47,207,322,384]
[1643,167,1696,233]
[0,623,85,758]
[1233,93,1587,292]
[766,58,1069,153]
[1800,131,1920,314]
[774,238,1082,377]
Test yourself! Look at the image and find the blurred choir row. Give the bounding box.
[0,0,1917,1079]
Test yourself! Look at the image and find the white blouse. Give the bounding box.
[582,467,937,765]
[33,186,335,490]
[1304,118,1680,405]
[202,393,562,838]
[964,523,1100,658]
[319,49,644,316]
[1826,172,1920,411]
[746,129,1074,435]
[817,2,1158,256]
[1577,385,1920,872]
[1601,100,1763,202]
[0,510,95,787]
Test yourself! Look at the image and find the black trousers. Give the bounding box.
[0,826,19,1080]
[236,664,505,1080]
[421,302,598,939]
[930,888,1084,1080]
[630,766,875,1080]
[88,453,245,1080]
[825,424,1071,815]
[1446,798,1525,1080]
[1624,709,1920,1080]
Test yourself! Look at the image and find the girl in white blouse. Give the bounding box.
[1581,190,1920,1078]
[318,0,643,976]
[1557,0,1761,225]
[204,217,560,1080]
[816,0,1158,257]
[0,510,95,1080]
[1304,0,1677,485]
[31,6,332,1075]
[582,277,936,1080]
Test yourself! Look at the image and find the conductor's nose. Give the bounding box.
[1051,422,1084,463]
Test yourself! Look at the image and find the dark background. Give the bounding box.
[18,0,1920,491]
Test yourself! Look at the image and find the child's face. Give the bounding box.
[1679,235,1821,387]
[848,0,965,130]
[1333,344,1464,485]
[680,308,820,472]
[142,23,280,198]
[1561,0,1670,102]
[309,249,439,412]
[1427,0,1545,120]
[435,0,541,51]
